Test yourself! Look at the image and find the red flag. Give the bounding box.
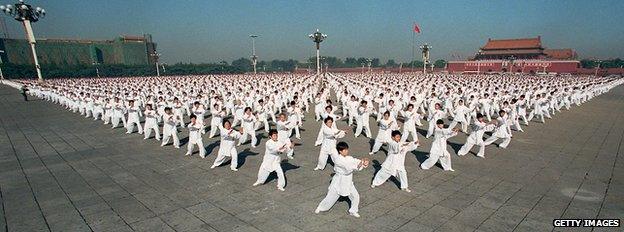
[413,23,421,33]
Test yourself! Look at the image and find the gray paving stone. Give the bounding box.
[129,217,176,232]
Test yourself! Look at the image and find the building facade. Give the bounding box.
[0,34,157,66]
[448,36,580,74]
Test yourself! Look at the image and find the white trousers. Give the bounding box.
[354,121,372,138]
[239,131,257,147]
[111,115,127,128]
[420,152,452,171]
[315,149,337,170]
[483,135,511,148]
[143,123,160,140]
[372,169,408,189]
[187,140,206,158]
[448,120,468,133]
[457,141,485,157]
[126,120,143,134]
[426,120,435,138]
[254,167,285,189]
[161,128,180,147]
[213,148,238,169]
[315,188,360,214]
[371,141,385,153]
[400,127,419,143]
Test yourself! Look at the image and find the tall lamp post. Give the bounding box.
[0,50,4,79]
[250,34,259,74]
[594,60,602,77]
[420,43,431,74]
[508,55,516,73]
[1,0,46,82]
[151,52,161,76]
[308,29,327,75]
[92,61,100,77]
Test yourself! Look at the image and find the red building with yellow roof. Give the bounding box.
[447,36,580,74]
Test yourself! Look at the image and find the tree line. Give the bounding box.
[4,57,619,79]
[580,58,624,69]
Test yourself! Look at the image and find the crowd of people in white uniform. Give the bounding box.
[13,72,623,217]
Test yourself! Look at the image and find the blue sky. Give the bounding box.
[3,0,623,63]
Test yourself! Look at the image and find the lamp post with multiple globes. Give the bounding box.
[1,0,46,82]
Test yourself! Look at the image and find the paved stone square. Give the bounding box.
[0,84,622,232]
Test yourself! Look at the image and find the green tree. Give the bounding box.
[433,59,447,68]
[232,58,252,72]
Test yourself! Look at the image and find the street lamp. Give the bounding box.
[366,58,372,73]
[594,60,602,77]
[0,50,4,79]
[508,55,516,73]
[92,61,100,77]
[250,34,259,74]
[1,0,46,82]
[150,52,161,76]
[220,61,227,73]
[420,43,431,74]
[308,29,327,75]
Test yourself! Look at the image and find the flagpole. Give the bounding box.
[411,25,415,72]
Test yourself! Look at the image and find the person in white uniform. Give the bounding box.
[314,117,346,171]
[457,113,496,158]
[448,99,470,133]
[483,110,512,149]
[211,120,243,171]
[420,119,458,171]
[315,142,370,218]
[354,100,373,138]
[276,113,296,159]
[185,114,207,158]
[399,103,421,143]
[371,130,419,192]
[125,100,143,134]
[238,107,259,147]
[143,104,160,140]
[369,111,397,155]
[426,103,446,138]
[160,107,181,148]
[252,129,290,191]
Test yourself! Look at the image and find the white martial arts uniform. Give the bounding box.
[161,113,180,148]
[143,109,160,140]
[238,114,258,147]
[420,127,457,171]
[354,105,373,138]
[400,109,421,142]
[126,105,143,134]
[370,118,397,154]
[315,155,364,215]
[457,119,495,157]
[276,120,295,159]
[212,128,242,170]
[253,139,287,189]
[371,141,418,190]
[483,116,512,148]
[186,121,206,158]
[315,125,345,170]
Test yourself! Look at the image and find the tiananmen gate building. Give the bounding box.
[447,36,580,74]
